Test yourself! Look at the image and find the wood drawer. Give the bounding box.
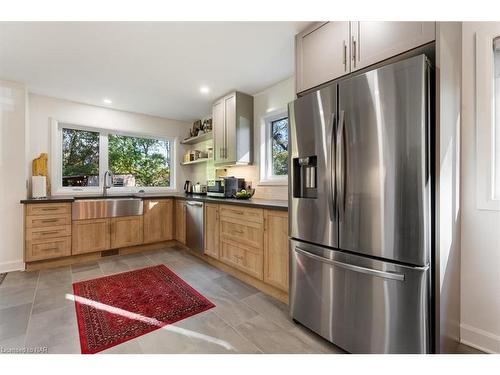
[26,214,71,228]
[26,203,71,216]
[220,217,263,250]
[26,225,72,241]
[219,238,263,280]
[219,205,263,224]
[25,237,71,262]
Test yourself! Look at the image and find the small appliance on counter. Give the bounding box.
[223,177,245,198]
[192,182,207,195]
[183,180,193,193]
[207,179,224,197]
[206,177,245,198]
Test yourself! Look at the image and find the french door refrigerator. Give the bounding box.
[288,54,432,354]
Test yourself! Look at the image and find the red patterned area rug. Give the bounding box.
[72,264,215,354]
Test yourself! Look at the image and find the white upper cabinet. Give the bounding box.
[296,22,350,93]
[295,21,436,94]
[350,22,435,71]
[213,98,225,164]
[212,91,253,166]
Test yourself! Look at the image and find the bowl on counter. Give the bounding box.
[232,188,255,200]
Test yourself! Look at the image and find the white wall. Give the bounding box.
[435,22,463,353]
[461,22,500,353]
[189,77,294,200]
[0,80,28,272]
[28,94,192,194]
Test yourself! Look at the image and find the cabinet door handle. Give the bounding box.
[232,229,244,234]
[352,36,357,68]
[343,40,347,71]
[41,207,59,211]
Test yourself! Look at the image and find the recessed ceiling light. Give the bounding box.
[199,86,210,94]
[103,98,112,105]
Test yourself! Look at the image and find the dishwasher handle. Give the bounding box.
[186,201,203,207]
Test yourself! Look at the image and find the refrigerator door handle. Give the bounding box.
[336,110,346,221]
[328,112,337,221]
[295,247,405,281]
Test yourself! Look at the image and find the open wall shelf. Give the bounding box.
[180,132,213,145]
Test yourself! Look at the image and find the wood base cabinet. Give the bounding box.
[220,238,263,280]
[110,216,143,249]
[218,204,264,280]
[204,203,219,259]
[72,218,110,255]
[25,203,72,262]
[175,200,186,244]
[263,210,289,292]
[143,199,173,243]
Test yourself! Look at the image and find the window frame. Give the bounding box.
[259,109,289,185]
[50,119,177,195]
[493,36,500,201]
[476,30,500,210]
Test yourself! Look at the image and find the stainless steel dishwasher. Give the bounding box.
[185,201,204,253]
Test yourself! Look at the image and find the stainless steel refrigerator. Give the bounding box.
[288,54,432,353]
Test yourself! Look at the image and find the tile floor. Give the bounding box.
[0,246,345,354]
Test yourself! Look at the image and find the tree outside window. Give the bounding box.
[271,117,288,176]
[108,134,171,187]
[62,128,99,187]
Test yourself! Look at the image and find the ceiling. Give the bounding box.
[0,22,307,121]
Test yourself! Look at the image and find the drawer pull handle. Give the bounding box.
[43,247,59,251]
[41,219,58,223]
[232,229,244,234]
[40,230,60,235]
[41,208,59,211]
[228,210,244,215]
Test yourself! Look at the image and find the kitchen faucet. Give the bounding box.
[103,170,113,196]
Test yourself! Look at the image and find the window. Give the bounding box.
[62,128,100,187]
[260,110,288,184]
[108,134,172,188]
[52,121,175,193]
[271,117,289,176]
[494,36,500,200]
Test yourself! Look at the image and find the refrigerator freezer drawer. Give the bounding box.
[289,239,430,353]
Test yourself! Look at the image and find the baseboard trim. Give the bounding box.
[25,241,176,271]
[461,323,500,354]
[0,260,25,273]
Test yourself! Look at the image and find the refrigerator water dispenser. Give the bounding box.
[293,155,317,198]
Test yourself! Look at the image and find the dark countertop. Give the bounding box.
[178,194,288,211]
[20,196,76,204]
[20,193,288,211]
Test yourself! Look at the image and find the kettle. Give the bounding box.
[184,180,193,194]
